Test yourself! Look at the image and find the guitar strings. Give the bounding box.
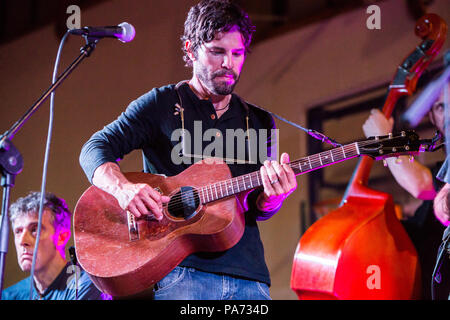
[161,139,397,211]
[160,138,405,212]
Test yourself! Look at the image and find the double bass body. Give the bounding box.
[291,13,447,300]
[291,185,421,299]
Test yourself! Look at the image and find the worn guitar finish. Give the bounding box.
[74,159,247,297]
[74,132,426,296]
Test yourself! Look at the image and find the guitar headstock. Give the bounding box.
[358,130,426,161]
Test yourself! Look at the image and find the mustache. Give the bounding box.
[213,70,237,79]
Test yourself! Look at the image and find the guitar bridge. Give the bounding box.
[127,211,140,241]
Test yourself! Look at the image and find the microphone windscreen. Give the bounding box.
[118,22,136,43]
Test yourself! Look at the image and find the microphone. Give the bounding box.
[69,22,136,43]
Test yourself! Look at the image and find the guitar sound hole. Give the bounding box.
[167,186,200,220]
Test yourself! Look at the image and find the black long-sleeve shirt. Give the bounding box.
[79,82,279,285]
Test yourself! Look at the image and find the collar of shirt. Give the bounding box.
[32,263,73,299]
[179,82,245,125]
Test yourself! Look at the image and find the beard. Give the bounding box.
[195,64,240,96]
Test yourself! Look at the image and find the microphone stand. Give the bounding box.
[0,36,98,299]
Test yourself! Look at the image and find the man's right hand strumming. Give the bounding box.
[92,162,170,220]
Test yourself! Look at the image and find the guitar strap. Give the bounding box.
[175,81,341,148]
[173,80,257,164]
[142,80,338,173]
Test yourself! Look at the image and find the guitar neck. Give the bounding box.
[198,142,361,204]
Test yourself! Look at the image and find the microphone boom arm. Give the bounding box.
[0,35,97,299]
[0,38,97,145]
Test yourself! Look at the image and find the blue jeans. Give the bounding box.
[153,266,271,300]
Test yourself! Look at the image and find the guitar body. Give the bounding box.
[291,179,421,299]
[74,158,246,297]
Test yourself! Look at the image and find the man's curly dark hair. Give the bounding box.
[181,0,255,67]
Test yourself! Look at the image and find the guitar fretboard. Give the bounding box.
[198,142,361,204]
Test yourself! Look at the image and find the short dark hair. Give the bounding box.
[9,191,71,232]
[181,0,255,66]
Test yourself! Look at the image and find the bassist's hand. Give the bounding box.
[362,109,394,138]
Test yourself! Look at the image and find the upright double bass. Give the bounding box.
[290,13,447,299]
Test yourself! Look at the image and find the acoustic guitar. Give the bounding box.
[74,131,430,296]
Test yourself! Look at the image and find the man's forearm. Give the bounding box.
[385,156,436,200]
[92,162,129,195]
[91,161,168,219]
[91,162,140,211]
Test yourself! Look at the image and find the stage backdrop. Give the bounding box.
[0,0,448,299]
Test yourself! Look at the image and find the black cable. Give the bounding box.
[68,246,78,300]
[249,103,342,147]
[29,31,70,299]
